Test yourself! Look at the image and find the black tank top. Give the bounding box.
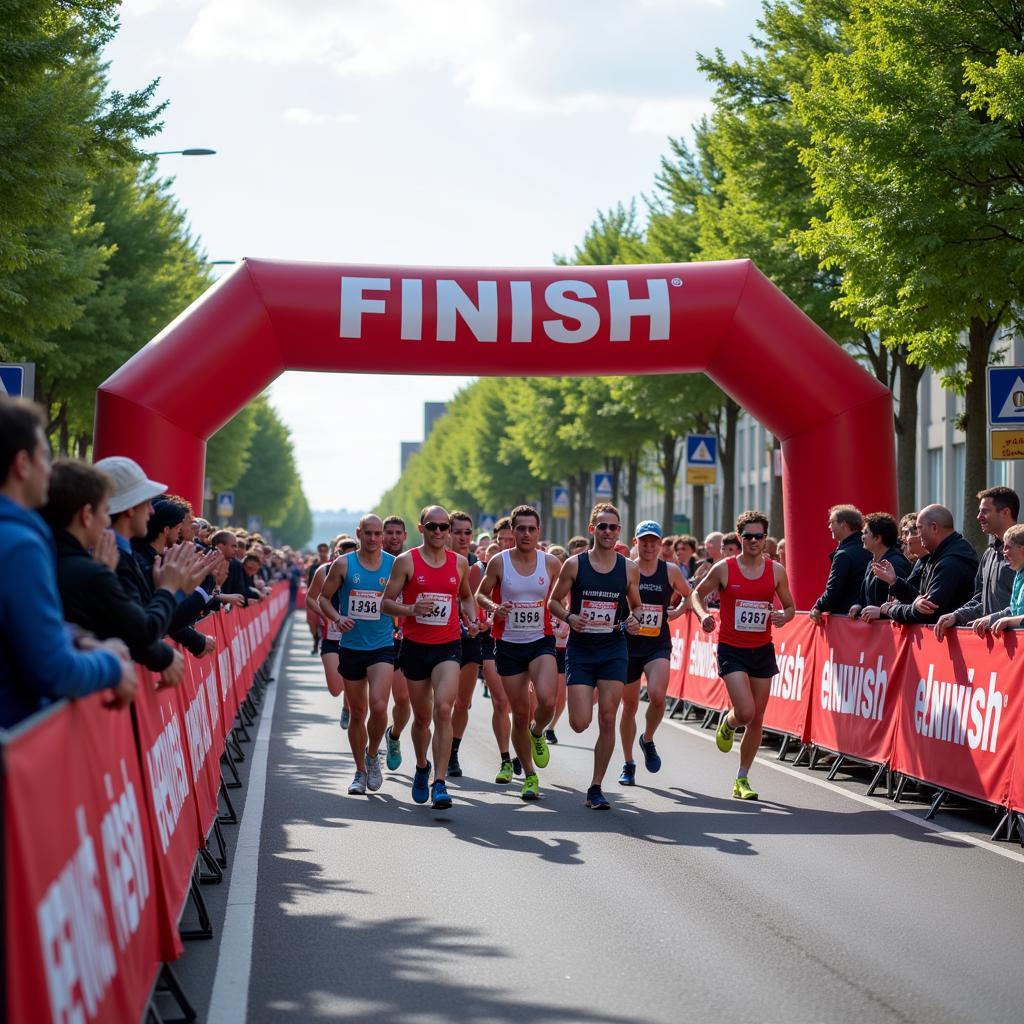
[627,559,673,655]
[569,552,629,646]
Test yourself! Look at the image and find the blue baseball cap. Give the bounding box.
[634,520,663,539]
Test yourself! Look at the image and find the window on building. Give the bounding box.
[928,448,944,506]
[952,444,965,531]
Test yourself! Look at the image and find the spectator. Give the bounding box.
[211,529,259,605]
[567,535,589,556]
[849,512,911,622]
[974,524,1024,635]
[884,505,978,624]
[660,534,676,562]
[0,398,134,728]
[934,486,1018,641]
[703,531,724,566]
[242,552,270,600]
[673,535,698,578]
[765,536,779,558]
[871,514,928,601]
[776,538,786,566]
[43,459,198,686]
[721,531,742,557]
[809,504,872,622]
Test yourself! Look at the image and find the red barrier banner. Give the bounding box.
[131,670,196,960]
[213,611,240,736]
[5,696,161,1024]
[891,627,1024,807]
[807,616,906,763]
[761,613,817,739]
[666,613,691,700]
[230,607,254,707]
[681,613,729,711]
[177,653,220,839]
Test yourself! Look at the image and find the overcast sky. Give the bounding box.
[108,0,762,509]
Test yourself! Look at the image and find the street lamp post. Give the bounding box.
[149,148,217,156]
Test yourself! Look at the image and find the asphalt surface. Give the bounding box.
[176,615,1024,1023]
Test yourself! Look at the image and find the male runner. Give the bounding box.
[691,510,795,799]
[381,505,479,809]
[382,515,411,769]
[306,542,331,653]
[548,503,642,809]
[619,520,691,785]
[547,545,570,744]
[305,554,349,730]
[318,515,395,795]
[494,516,515,551]
[476,504,561,800]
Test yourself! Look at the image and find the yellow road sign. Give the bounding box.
[991,430,1024,460]
[686,466,717,486]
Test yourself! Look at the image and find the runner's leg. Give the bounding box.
[529,654,557,737]
[642,659,670,743]
[343,678,369,773]
[722,671,757,733]
[738,676,772,776]
[503,673,534,774]
[567,683,596,733]
[619,680,641,763]
[430,660,460,783]
[486,668,512,754]
[391,668,411,737]
[406,678,433,770]
[366,662,392,757]
[321,652,343,698]
[592,678,624,788]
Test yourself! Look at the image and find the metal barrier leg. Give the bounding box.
[826,755,845,781]
[792,743,811,767]
[218,778,238,824]
[211,819,229,869]
[925,788,947,821]
[221,746,241,788]
[991,810,1011,841]
[893,774,909,803]
[228,730,247,761]
[180,866,215,940]
[197,844,223,885]
[866,762,888,797]
[153,963,197,1023]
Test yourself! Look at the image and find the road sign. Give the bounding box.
[216,492,234,519]
[552,486,570,519]
[0,363,35,399]
[987,366,1024,426]
[991,430,1024,460]
[246,515,262,533]
[479,514,497,534]
[593,472,614,500]
[686,433,717,486]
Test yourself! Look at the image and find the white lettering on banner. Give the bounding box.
[37,807,117,1023]
[101,760,151,953]
[230,633,242,677]
[688,634,718,679]
[771,641,805,701]
[913,664,1006,753]
[820,648,887,721]
[339,275,673,345]
[184,684,214,785]
[218,647,233,701]
[145,712,189,853]
[670,633,685,671]
[204,669,220,735]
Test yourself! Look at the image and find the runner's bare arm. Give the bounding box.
[666,562,692,619]
[304,563,329,616]
[623,560,643,634]
[771,562,796,626]
[380,554,430,618]
[474,555,505,617]
[547,555,579,627]
[316,558,348,624]
[457,555,479,633]
[690,561,725,630]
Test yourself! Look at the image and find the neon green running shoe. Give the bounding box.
[530,728,550,769]
[521,774,540,801]
[716,714,735,753]
[495,759,514,784]
[733,776,758,800]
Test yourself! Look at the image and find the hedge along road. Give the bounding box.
[185,618,1023,1024]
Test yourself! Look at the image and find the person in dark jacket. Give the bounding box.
[884,505,979,624]
[809,505,873,621]
[211,529,260,604]
[848,511,912,621]
[43,460,197,684]
[0,398,133,728]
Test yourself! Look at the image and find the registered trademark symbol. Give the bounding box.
[1004,694,1009,708]
[671,277,683,287]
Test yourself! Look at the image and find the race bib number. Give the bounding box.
[580,599,616,633]
[636,604,663,638]
[348,589,381,621]
[415,592,452,626]
[734,600,770,632]
[507,601,544,632]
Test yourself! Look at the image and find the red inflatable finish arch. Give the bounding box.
[94,258,896,608]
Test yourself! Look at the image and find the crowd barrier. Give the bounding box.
[2,584,292,1024]
[666,611,1024,828]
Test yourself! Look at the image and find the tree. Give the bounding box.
[232,396,302,528]
[206,404,259,493]
[794,0,1024,547]
[277,488,313,549]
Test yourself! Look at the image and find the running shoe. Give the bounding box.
[412,761,431,804]
[385,726,402,771]
[340,705,350,730]
[348,771,366,795]
[530,728,550,769]
[365,751,383,792]
[448,751,463,778]
[733,776,758,800]
[716,713,735,753]
[545,729,558,745]
[618,761,636,786]
[521,774,540,801]
[310,639,319,656]
[512,756,523,777]
[495,759,514,784]
[585,785,610,810]
[638,734,662,773]
[431,779,452,810]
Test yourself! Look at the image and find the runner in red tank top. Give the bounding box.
[690,510,795,801]
[381,505,480,810]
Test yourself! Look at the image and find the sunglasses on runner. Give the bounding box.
[594,523,620,532]
[422,522,450,533]
[741,532,765,541]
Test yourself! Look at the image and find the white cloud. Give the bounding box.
[283,107,360,126]
[629,97,713,135]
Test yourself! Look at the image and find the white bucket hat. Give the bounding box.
[95,456,167,514]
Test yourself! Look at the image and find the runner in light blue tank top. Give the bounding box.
[340,549,396,651]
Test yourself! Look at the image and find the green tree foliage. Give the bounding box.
[276,487,313,549]
[206,404,259,492]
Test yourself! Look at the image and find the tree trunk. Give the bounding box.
[577,467,590,531]
[604,455,622,506]
[623,450,639,531]
[75,434,90,460]
[566,477,577,538]
[691,485,705,539]
[962,316,1000,552]
[893,354,924,518]
[58,409,70,457]
[659,434,679,529]
[770,435,784,537]
[719,398,740,532]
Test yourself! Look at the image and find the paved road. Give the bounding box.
[183,617,1024,1023]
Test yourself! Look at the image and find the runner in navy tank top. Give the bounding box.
[691,510,795,801]
[619,520,691,787]
[548,502,643,810]
[381,505,480,810]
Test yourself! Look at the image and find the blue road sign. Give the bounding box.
[593,472,614,500]
[216,492,235,519]
[988,366,1024,426]
[0,365,25,397]
[479,514,497,534]
[686,434,717,466]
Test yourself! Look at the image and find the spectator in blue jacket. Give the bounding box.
[0,397,135,729]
